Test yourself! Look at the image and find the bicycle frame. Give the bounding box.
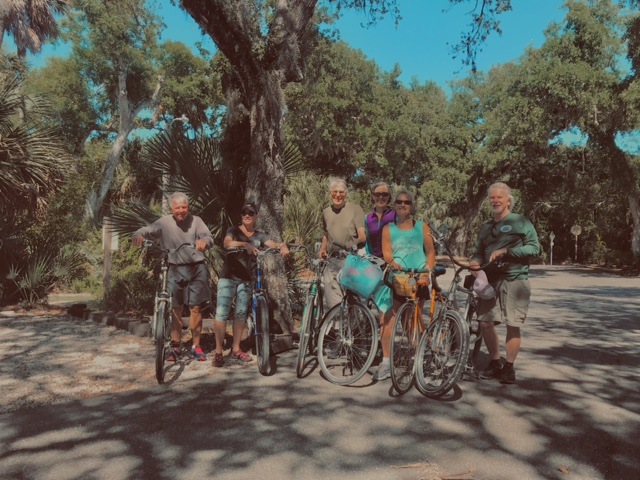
[316,245,379,385]
[247,247,282,375]
[296,255,326,374]
[388,266,444,394]
[152,254,172,340]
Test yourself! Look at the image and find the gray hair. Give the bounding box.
[487,182,515,208]
[370,181,391,194]
[329,177,348,193]
[370,181,391,205]
[394,189,416,215]
[170,192,189,206]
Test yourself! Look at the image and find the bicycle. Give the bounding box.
[316,245,383,386]
[414,232,506,396]
[143,240,192,385]
[296,250,327,378]
[226,246,283,376]
[430,236,505,380]
[387,265,447,394]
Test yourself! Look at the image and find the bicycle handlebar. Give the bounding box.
[428,231,505,272]
[226,246,283,256]
[142,240,193,255]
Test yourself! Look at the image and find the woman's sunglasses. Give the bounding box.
[395,199,412,205]
[241,210,256,216]
[373,192,390,198]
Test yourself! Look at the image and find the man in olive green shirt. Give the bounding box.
[470,182,539,384]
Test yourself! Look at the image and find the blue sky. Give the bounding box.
[19,1,568,90]
[330,0,567,87]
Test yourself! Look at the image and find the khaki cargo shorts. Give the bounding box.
[476,278,531,327]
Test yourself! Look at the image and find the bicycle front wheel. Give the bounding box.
[255,295,271,375]
[317,300,378,385]
[154,302,170,384]
[415,309,469,397]
[390,302,421,394]
[296,291,318,378]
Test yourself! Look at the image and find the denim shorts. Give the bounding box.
[476,278,531,327]
[168,263,211,308]
[215,277,252,323]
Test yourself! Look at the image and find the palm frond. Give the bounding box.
[282,139,305,177]
[109,201,161,237]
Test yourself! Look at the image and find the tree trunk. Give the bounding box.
[178,1,318,349]
[450,180,489,256]
[244,71,293,344]
[86,70,163,219]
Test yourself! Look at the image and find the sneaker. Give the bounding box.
[479,361,503,380]
[229,350,252,362]
[500,364,516,384]
[212,352,224,367]
[373,362,391,381]
[168,347,182,362]
[192,345,207,361]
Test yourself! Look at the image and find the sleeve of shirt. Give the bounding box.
[354,205,366,230]
[507,218,540,260]
[133,219,162,241]
[470,226,487,265]
[194,216,214,248]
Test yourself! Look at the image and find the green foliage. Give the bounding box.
[6,247,85,306]
[158,41,224,130]
[284,172,327,247]
[25,57,97,154]
[106,243,155,314]
[65,0,163,110]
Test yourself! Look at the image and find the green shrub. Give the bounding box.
[106,243,156,315]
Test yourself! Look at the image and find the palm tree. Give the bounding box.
[0,57,74,305]
[0,63,70,213]
[0,0,71,57]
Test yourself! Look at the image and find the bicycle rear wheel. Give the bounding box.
[317,300,378,385]
[296,290,318,378]
[154,302,170,384]
[415,309,469,397]
[255,295,271,375]
[389,302,421,394]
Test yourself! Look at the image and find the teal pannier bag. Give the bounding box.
[339,254,384,299]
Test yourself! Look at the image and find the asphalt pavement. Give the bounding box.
[0,265,638,480]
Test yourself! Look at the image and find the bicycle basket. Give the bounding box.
[338,254,384,298]
[392,273,415,297]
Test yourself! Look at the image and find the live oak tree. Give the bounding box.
[177,0,517,336]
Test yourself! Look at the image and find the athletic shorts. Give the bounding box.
[168,263,211,308]
[215,277,252,323]
[476,278,531,327]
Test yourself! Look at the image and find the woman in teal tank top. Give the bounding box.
[372,190,436,381]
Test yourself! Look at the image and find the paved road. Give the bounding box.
[0,266,638,480]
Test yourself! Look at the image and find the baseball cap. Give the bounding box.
[473,270,496,300]
[242,202,257,214]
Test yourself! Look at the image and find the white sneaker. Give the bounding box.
[373,362,391,381]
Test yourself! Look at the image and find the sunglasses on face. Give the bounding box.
[242,210,256,216]
[395,199,412,205]
[373,192,390,198]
